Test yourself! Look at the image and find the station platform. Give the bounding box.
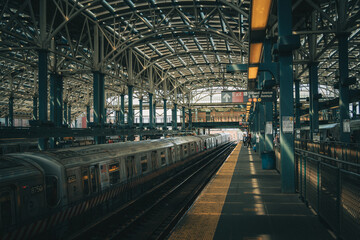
[168,143,334,240]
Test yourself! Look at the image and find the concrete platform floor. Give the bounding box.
[168,143,334,240]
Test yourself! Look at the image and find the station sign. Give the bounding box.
[221,90,275,103]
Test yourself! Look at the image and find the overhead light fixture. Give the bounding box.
[249,42,263,64]
[248,66,259,79]
[251,0,272,30]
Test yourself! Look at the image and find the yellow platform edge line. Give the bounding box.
[168,143,242,240]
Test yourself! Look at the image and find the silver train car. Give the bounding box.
[1,133,230,239]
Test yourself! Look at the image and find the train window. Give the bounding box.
[0,190,14,229]
[46,176,58,207]
[183,145,188,155]
[109,163,120,184]
[151,151,158,169]
[126,156,135,178]
[90,166,98,193]
[82,169,90,196]
[190,143,194,153]
[160,151,166,165]
[141,155,148,172]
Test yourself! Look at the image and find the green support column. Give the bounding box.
[93,71,105,144]
[182,106,186,130]
[309,62,319,140]
[139,97,143,140]
[5,116,8,127]
[337,1,350,143]
[254,109,258,146]
[163,99,167,130]
[153,101,157,127]
[128,85,134,128]
[295,79,301,130]
[68,105,71,128]
[274,94,278,136]
[50,73,63,148]
[104,108,107,123]
[258,74,265,154]
[278,0,295,193]
[38,49,48,150]
[63,101,67,125]
[149,93,153,129]
[50,74,63,127]
[8,96,14,127]
[173,103,177,130]
[188,108,192,130]
[120,94,125,126]
[86,105,90,127]
[139,97,143,128]
[33,96,38,120]
[264,39,274,151]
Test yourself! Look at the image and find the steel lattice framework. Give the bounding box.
[0,0,359,120]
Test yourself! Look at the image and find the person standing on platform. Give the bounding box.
[247,133,252,148]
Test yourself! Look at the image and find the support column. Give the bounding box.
[173,103,177,130]
[63,101,68,125]
[50,73,63,127]
[38,49,48,150]
[278,0,295,192]
[258,74,265,154]
[68,105,71,128]
[5,116,8,127]
[120,94,125,125]
[264,39,274,151]
[337,1,350,143]
[182,106,186,130]
[188,108,192,130]
[93,71,105,144]
[149,93,153,129]
[309,62,319,140]
[50,73,63,148]
[127,85,134,128]
[139,97,143,128]
[153,101,157,127]
[295,79,301,130]
[8,95,14,127]
[38,0,48,150]
[86,105,90,127]
[33,96,38,120]
[163,99,167,130]
[274,94,278,135]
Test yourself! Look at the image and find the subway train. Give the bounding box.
[299,119,360,143]
[0,133,230,239]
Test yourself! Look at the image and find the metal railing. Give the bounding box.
[295,139,360,165]
[295,148,360,240]
[274,141,360,240]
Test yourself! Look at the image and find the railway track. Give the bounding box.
[69,142,235,240]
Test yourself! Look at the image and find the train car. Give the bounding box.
[0,155,46,233]
[300,119,360,142]
[1,134,230,239]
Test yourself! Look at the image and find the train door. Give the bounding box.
[126,156,137,179]
[89,166,99,193]
[81,165,99,196]
[0,187,16,231]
